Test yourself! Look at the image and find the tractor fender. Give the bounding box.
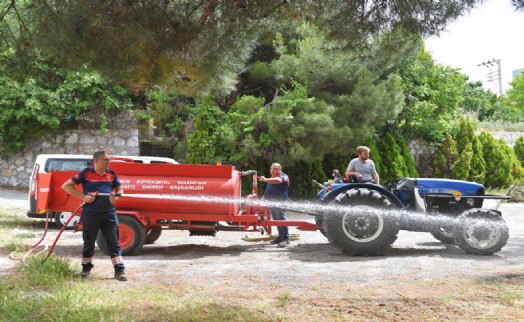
[460,208,502,218]
[321,183,404,209]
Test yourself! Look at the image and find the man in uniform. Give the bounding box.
[62,151,127,281]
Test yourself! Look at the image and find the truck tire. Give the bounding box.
[145,226,162,244]
[54,212,79,230]
[323,188,400,256]
[97,215,146,256]
[453,209,509,255]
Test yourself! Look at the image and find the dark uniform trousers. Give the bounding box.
[81,209,125,273]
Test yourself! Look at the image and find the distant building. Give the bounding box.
[513,69,523,79]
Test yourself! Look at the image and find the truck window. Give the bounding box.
[45,159,91,172]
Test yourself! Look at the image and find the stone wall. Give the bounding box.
[409,139,435,178]
[0,129,139,188]
[478,131,524,147]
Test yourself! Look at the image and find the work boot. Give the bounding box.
[277,239,291,248]
[78,270,91,278]
[270,237,283,244]
[114,271,127,282]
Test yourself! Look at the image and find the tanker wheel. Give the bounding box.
[453,209,509,255]
[323,188,399,256]
[97,215,146,256]
[431,227,455,244]
[145,226,162,244]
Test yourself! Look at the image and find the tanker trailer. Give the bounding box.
[34,161,317,255]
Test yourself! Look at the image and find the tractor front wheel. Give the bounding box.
[97,215,146,256]
[323,188,400,256]
[453,209,509,255]
[431,227,455,244]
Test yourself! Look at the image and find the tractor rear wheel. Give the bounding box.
[453,209,509,255]
[145,226,162,244]
[315,216,327,237]
[97,215,146,256]
[323,188,400,256]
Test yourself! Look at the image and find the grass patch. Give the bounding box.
[477,121,524,132]
[0,275,277,321]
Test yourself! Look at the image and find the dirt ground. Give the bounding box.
[2,188,524,320]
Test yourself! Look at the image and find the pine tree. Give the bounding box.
[469,135,486,183]
[378,133,410,181]
[455,116,486,183]
[365,136,383,176]
[433,133,458,178]
[400,139,419,177]
[452,142,473,180]
[502,141,524,182]
[433,151,447,178]
[478,132,512,188]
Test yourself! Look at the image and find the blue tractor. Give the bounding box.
[313,171,511,256]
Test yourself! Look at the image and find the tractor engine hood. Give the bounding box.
[415,178,485,198]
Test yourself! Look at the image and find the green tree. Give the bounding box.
[505,73,524,121]
[515,136,524,167]
[271,24,411,151]
[397,49,468,142]
[185,99,234,164]
[460,81,497,121]
[2,0,482,94]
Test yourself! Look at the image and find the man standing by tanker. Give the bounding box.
[259,163,291,248]
[62,151,127,281]
[345,146,380,185]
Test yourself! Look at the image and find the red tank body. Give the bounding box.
[37,162,241,216]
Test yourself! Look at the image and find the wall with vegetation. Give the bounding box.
[0,129,139,188]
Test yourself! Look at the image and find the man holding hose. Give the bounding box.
[62,151,126,281]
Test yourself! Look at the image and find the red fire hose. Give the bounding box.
[9,203,84,263]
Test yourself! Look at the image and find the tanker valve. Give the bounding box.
[241,170,257,176]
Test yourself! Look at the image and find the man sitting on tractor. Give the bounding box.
[345,146,380,185]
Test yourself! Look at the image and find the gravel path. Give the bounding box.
[1,186,523,308]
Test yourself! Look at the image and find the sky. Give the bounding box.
[425,0,524,95]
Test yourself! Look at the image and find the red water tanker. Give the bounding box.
[35,161,317,255]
